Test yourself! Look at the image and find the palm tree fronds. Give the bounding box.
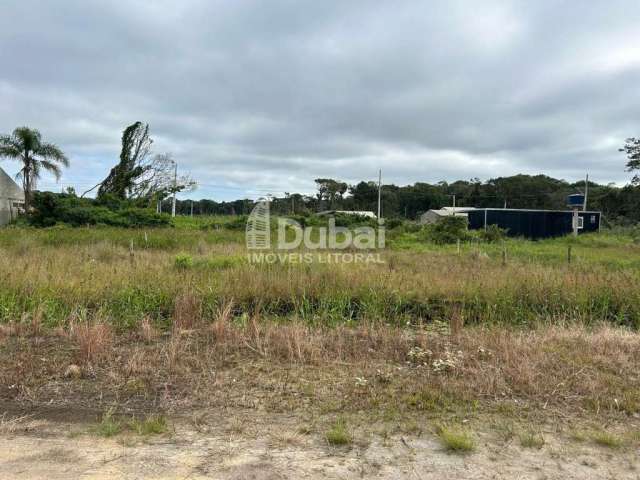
[0,135,23,159]
[37,142,69,167]
[39,160,62,181]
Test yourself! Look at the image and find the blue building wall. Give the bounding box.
[467,209,600,239]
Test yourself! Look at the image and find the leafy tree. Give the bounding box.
[314,178,348,209]
[0,126,69,210]
[620,138,640,184]
[97,122,153,199]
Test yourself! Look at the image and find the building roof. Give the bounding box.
[429,210,468,218]
[0,166,24,201]
[471,208,600,214]
[317,210,377,218]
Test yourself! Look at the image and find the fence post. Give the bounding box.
[501,243,507,267]
[567,245,572,265]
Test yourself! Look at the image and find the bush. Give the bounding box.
[174,253,194,269]
[478,224,507,243]
[28,191,171,228]
[421,216,470,244]
[384,217,404,230]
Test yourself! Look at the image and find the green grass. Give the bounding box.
[436,426,475,452]
[130,414,168,436]
[93,409,122,437]
[1,224,640,330]
[325,418,352,446]
[590,430,624,448]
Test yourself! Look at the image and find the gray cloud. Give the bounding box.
[1,0,639,199]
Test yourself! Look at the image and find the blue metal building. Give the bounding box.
[467,208,601,239]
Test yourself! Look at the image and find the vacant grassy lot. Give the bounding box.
[0,221,639,477]
[0,223,639,329]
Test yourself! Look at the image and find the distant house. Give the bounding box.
[317,210,377,219]
[419,207,476,225]
[0,167,25,226]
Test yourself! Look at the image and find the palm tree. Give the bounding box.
[0,127,69,210]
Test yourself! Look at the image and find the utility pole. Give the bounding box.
[583,173,589,211]
[377,169,382,219]
[171,161,177,218]
[190,200,194,217]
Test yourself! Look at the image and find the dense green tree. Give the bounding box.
[620,138,640,185]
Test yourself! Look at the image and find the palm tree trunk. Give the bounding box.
[23,159,31,212]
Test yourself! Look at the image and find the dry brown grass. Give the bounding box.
[138,316,159,343]
[1,319,639,424]
[173,292,202,332]
[69,319,113,364]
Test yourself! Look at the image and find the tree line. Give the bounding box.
[2,124,640,225]
[174,174,640,225]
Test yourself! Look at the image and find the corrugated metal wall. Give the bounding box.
[468,209,600,239]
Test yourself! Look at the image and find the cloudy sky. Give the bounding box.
[1,0,639,200]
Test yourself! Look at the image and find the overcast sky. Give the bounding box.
[1,1,639,200]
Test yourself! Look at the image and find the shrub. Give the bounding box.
[421,216,471,244]
[29,191,170,228]
[384,217,404,230]
[174,253,194,269]
[478,224,507,243]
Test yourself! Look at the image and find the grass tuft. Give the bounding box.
[130,414,168,436]
[591,430,624,448]
[519,430,545,448]
[325,418,351,446]
[436,425,475,453]
[94,409,122,437]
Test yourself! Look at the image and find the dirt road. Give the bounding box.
[0,414,637,479]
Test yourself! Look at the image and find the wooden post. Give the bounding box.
[501,243,507,267]
[130,239,135,264]
[457,239,461,255]
[567,245,572,265]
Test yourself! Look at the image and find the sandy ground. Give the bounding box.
[0,415,638,480]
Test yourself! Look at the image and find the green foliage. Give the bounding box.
[421,216,470,244]
[436,425,475,452]
[174,253,194,269]
[0,126,69,210]
[199,215,248,231]
[130,414,168,435]
[98,121,152,199]
[620,137,640,185]
[28,191,170,227]
[478,224,507,243]
[93,409,122,437]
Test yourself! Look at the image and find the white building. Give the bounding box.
[419,206,476,225]
[0,166,25,225]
